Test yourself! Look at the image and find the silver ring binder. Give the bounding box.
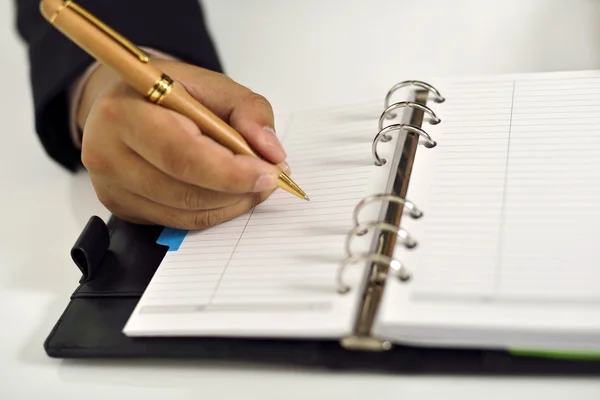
[380,101,441,129]
[336,81,432,351]
[384,80,445,118]
[372,124,436,166]
[337,79,434,350]
[353,194,422,233]
[378,101,441,142]
[336,253,410,294]
[345,221,416,257]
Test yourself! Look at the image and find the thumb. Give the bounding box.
[228,91,287,166]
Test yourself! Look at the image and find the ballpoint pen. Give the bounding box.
[39,0,309,201]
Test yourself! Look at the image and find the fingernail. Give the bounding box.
[253,172,278,192]
[278,161,291,174]
[263,126,287,158]
[263,126,277,136]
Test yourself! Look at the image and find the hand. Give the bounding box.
[77,59,288,229]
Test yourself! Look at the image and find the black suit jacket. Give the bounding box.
[13,0,223,171]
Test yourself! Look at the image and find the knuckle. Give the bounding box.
[181,187,204,210]
[192,209,223,230]
[249,92,272,111]
[214,73,235,85]
[96,191,119,214]
[93,93,122,120]
[81,147,112,175]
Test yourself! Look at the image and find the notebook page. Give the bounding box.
[123,101,401,338]
[375,70,600,350]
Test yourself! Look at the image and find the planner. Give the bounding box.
[119,69,599,353]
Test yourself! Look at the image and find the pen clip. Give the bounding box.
[64,1,149,63]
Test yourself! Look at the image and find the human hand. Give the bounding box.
[76,59,288,229]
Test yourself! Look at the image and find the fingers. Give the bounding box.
[171,66,287,165]
[111,148,247,210]
[92,176,273,230]
[114,92,282,195]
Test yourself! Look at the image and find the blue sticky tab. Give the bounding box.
[156,227,188,251]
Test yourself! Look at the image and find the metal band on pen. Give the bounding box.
[147,74,174,105]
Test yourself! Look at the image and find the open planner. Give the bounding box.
[122,69,600,354]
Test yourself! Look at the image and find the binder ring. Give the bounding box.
[378,101,441,142]
[385,80,445,118]
[337,253,410,294]
[372,124,436,166]
[353,194,422,234]
[345,221,417,257]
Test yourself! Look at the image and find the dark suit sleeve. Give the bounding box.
[13,0,224,171]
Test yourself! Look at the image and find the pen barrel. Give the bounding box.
[40,1,159,98]
[40,0,260,160]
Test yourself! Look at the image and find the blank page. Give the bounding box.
[375,70,600,351]
[124,101,401,338]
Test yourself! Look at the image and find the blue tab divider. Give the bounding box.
[156,227,188,251]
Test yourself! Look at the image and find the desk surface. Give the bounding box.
[1,0,599,398]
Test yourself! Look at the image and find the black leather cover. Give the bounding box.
[43,216,600,375]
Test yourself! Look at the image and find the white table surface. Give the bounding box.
[1,0,599,398]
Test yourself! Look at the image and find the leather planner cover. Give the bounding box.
[43,215,600,375]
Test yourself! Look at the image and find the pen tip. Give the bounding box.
[304,195,310,201]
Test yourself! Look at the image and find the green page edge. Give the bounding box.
[509,349,600,361]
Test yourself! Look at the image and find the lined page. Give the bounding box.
[375,70,600,350]
[399,80,515,297]
[123,101,400,338]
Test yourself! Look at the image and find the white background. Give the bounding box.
[1,0,600,398]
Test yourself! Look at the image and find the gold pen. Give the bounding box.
[39,0,309,201]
